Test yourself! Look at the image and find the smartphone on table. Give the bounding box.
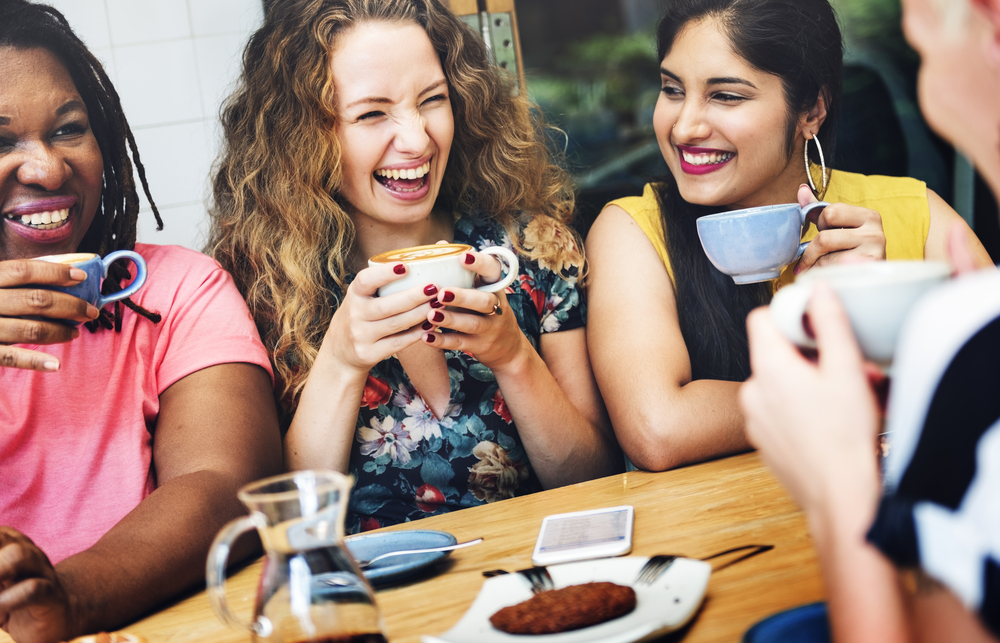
[531,505,634,566]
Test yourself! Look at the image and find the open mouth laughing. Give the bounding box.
[374,161,431,193]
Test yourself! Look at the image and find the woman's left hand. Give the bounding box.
[795,184,886,274]
[420,250,528,370]
[0,527,74,643]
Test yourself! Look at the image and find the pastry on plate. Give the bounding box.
[489,581,637,634]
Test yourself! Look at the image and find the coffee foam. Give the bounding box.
[36,253,97,265]
[369,243,471,264]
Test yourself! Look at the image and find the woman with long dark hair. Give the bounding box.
[586,0,992,471]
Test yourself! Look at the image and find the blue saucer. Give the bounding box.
[345,529,457,587]
[743,602,831,643]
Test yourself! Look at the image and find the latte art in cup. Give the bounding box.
[369,243,519,297]
[369,243,470,264]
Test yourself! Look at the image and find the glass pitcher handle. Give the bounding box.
[206,515,273,637]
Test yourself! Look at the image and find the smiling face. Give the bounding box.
[0,46,103,261]
[332,20,454,232]
[653,17,812,210]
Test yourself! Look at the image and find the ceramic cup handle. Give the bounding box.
[794,201,830,261]
[207,516,274,637]
[98,250,148,308]
[476,246,519,293]
[769,281,818,349]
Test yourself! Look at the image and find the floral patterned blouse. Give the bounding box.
[344,213,585,533]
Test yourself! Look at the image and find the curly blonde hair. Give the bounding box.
[208,0,580,416]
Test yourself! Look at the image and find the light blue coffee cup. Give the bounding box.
[35,251,148,325]
[696,201,829,284]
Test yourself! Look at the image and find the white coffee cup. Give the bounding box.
[369,243,519,297]
[769,260,951,366]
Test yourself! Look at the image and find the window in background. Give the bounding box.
[520,0,999,261]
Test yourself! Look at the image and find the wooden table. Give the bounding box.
[87,453,828,642]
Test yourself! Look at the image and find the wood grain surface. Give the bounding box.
[4,452,824,643]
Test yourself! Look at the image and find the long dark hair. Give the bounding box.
[655,0,842,381]
[0,0,162,331]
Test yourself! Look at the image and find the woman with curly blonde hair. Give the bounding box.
[210,0,619,531]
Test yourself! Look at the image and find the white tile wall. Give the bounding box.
[44,0,264,252]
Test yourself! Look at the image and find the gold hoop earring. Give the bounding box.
[804,135,827,194]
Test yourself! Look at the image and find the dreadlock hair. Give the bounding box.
[0,0,163,331]
[209,0,578,416]
[654,0,843,381]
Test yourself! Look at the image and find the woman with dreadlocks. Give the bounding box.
[0,2,280,641]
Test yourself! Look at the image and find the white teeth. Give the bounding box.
[681,150,734,166]
[374,161,431,180]
[5,208,70,229]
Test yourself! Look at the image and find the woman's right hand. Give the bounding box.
[0,260,99,372]
[321,262,438,376]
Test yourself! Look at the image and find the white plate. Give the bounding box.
[421,556,711,643]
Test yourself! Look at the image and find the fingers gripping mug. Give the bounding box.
[769,260,951,367]
[696,202,829,284]
[35,251,148,324]
[369,243,519,297]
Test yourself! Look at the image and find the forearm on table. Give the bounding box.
[55,469,262,635]
[285,349,368,472]
[610,378,749,471]
[492,349,619,488]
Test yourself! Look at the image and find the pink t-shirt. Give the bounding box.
[0,244,272,564]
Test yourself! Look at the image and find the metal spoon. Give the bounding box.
[353,538,484,569]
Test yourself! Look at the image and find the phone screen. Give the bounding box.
[537,507,630,553]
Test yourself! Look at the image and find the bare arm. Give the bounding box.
[741,290,908,643]
[924,188,994,267]
[284,263,435,473]
[586,205,749,472]
[492,327,620,487]
[418,259,620,487]
[0,363,281,643]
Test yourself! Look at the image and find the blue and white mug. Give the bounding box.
[35,251,148,324]
[696,201,829,284]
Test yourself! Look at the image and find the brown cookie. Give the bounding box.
[489,581,637,634]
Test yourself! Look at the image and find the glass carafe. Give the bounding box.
[207,470,387,643]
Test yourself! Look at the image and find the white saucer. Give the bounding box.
[422,556,711,643]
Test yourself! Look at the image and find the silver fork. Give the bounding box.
[634,554,678,585]
[517,566,555,594]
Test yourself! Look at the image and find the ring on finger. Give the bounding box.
[485,294,503,316]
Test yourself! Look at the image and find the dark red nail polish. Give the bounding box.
[425,333,436,343]
[424,284,438,296]
[430,300,443,309]
[432,311,445,323]
[442,291,455,303]
[422,321,434,331]
[463,253,475,265]
[393,263,406,275]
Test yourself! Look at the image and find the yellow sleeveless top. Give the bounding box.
[609,169,930,291]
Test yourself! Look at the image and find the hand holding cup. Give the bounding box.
[0,259,98,371]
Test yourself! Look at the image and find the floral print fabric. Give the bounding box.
[345,214,585,533]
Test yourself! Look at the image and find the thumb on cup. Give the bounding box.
[806,281,865,374]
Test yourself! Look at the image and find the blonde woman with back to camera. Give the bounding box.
[210,0,619,533]
[741,0,1000,640]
